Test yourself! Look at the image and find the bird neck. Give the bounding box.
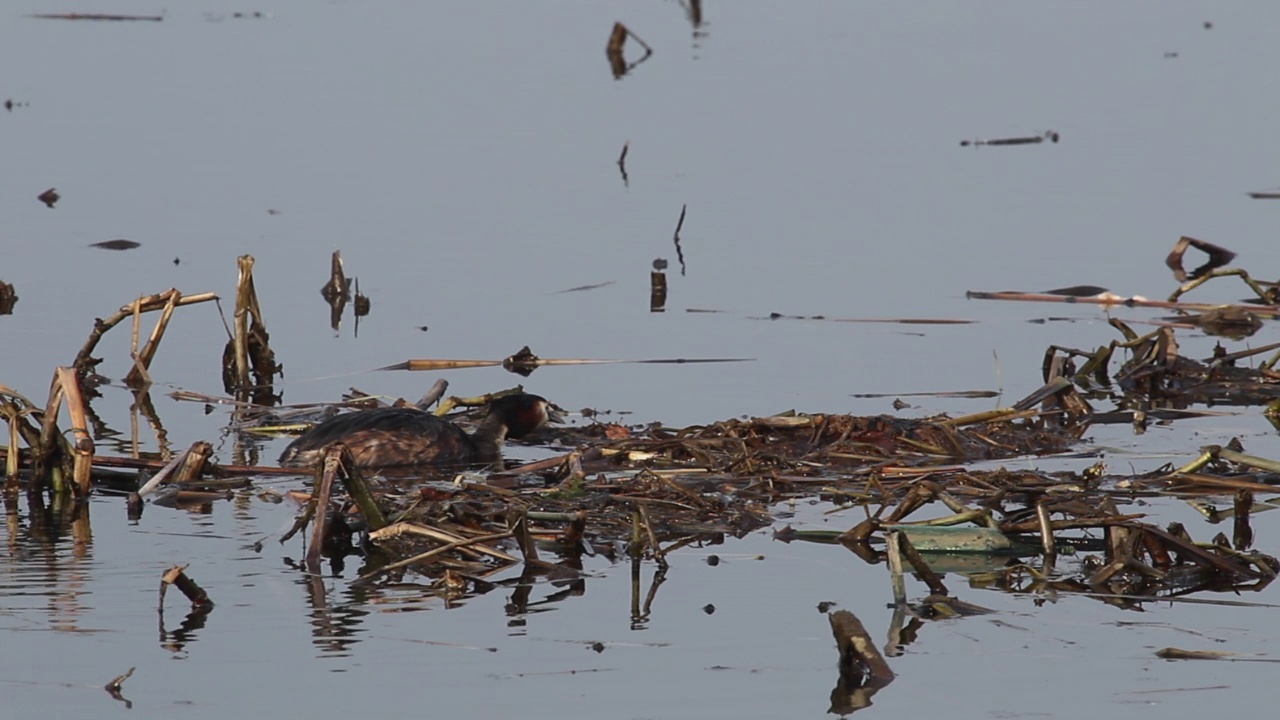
[468,414,509,459]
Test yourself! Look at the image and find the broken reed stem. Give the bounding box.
[305,451,339,573]
[136,442,200,497]
[507,508,546,565]
[606,22,628,56]
[415,378,449,411]
[56,367,94,496]
[172,441,212,483]
[5,413,19,491]
[34,369,75,493]
[894,531,948,595]
[279,494,316,544]
[73,290,217,371]
[636,501,662,561]
[370,522,518,563]
[104,667,136,694]
[1036,500,1056,556]
[829,610,895,684]
[630,509,645,557]
[321,250,349,300]
[125,289,179,386]
[885,530,907,605]
[1234,490,1254,550]
[160,564,214,610]
[354,530,514,586]
[232,256,255,391]
[331,445,386,531]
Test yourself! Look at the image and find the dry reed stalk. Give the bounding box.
[328,445,385,531]
[126,289,179,386]
[1037,500,1057,573]
[172,442,212,484]
[894,532,948,595]
[5,409,18,491]
[320,250,349,301]
[136,441,211,498]
[384,355,752,372]
[828,609,895,683]
[650,269,667,312]
[636,500,662,562]
[104,667,135,695]
[34,369,78,493]
[231,257,254,391]
[885,530,907,605]
[354,530,515,586]
[72,504,92,547]
[74,290,217,371]
[305,451,339,573]
[56,367,94,495]
[1234,490,1254,550]
[370,521,518,562]
[159,564,214,610]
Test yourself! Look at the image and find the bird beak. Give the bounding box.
[544,403,567,425]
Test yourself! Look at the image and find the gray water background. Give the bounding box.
[3,2,1280,717]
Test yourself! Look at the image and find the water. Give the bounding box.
[3,2,1280,717]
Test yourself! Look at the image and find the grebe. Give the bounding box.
[279,393,554,468]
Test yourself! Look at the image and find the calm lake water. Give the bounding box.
[3,2,1280,717]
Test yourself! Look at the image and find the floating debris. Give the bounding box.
[159,564,214,610]
[960,130,1059,147]
[0,279,16,315]
[672,204,688,276]
[28,11,164,21]
[605,22,654,79]
[1165,235,1236,283]
[104,667,135,708]
[651,262,668,313]
[37,187,59,208]
[617,141,630,187]
[554,281,617,294]
[381,345,753,377]
[221,255,281,405]
[758,312,975,325]
[1044,285,1109,297]
[851,389,1000,400]
[91,239,141,251]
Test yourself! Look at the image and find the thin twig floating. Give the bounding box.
[1247,190,1280,199]
[554,281,616,294]
[850,390,1000,399]
[28,12,164,21]
[965,290,1280,317]
[380,355,754,373]
[755,313,975,325]
[960,130,1059,147]
[617,141,630,187]
[672,204,687,276]
[605,22,654,79]
[352,529,515,586]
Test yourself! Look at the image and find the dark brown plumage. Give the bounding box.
[279,393,552,468]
